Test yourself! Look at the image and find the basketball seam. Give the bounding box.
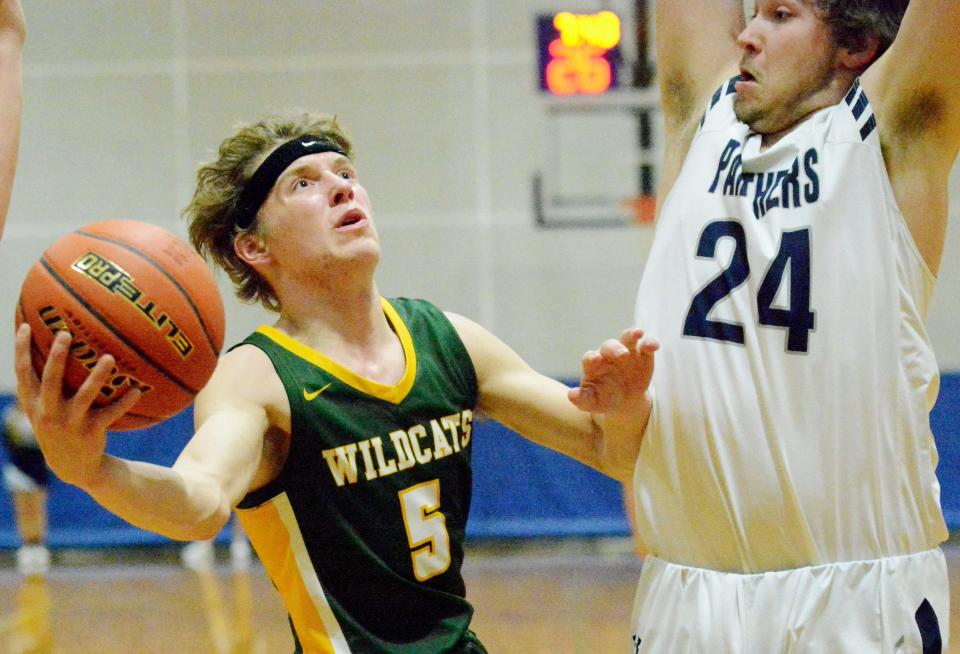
[74,229,221,355]
[38,257,200,396]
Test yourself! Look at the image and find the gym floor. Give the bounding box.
[0,534,957,653]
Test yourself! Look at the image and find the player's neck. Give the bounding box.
[760,74,857,150]
[274,281,395,358]
[760,120,805,150]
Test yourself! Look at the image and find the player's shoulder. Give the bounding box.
[387,296,443,318]
[199,344,282,406]
[440,311,491,351]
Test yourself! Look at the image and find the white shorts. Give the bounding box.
[629,548,948,653]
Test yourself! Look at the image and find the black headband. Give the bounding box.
[233,135,348,229]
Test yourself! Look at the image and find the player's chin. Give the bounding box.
[733,98,776,133]
[733,96,759,124]
[342,239,381,264]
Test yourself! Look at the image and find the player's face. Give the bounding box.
[734,0,842,136]
[258,151,380,273]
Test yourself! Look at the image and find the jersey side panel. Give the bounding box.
[236,494,350,654]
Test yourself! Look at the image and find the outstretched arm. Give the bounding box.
[655,1,743,201]
[446,313,605,473]
[447,314,656,483]
[15,325,273,541]
[568,328,659,482]
[863,0,960,274]
[0,0,25,240]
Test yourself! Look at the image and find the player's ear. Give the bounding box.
[234,229,270,268]
[838,34,880,72]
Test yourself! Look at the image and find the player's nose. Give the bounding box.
[736,20,761,55]
[328,173,355,206]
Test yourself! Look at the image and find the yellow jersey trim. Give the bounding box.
[255,297,417,405]
[235,494,351,653]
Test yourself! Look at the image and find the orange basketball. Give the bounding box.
[16,220,226,431]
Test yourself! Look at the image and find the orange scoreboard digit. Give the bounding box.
[537,10,623,96]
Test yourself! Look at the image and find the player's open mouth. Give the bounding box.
[336,209,366,229]
[735,69,758,95]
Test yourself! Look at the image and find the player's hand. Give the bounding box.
[568,327,659,417]
[14,325,141,488]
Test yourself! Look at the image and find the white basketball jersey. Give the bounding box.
[633,78,947,572]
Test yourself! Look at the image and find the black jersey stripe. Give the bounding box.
[74,229,221,355]
[38,257,198,395]
[709,86,723,109]
[852,91,869,120]
[703,76,741,130]
[726,75,740,95]
[859,114,877,141]
[844,79,861,105]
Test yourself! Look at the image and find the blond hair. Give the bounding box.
[184,113,353,311]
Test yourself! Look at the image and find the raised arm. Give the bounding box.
[655,1,744,200]
[862,0,960,274]
[14,326,275,541]
[0,0,25,240]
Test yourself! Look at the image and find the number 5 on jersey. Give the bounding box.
[399,480,451,581]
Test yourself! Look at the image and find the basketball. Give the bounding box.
[15,220,226,431]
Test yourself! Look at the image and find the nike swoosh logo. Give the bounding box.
[303,383,332,401]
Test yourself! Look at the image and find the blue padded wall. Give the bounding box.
[1,373,958,547]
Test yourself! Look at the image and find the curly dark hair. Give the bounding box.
[184,113,353,312]
[814,0,909,63]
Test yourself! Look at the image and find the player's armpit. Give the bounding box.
[865,0,960,171]
[654,1,743,204]
[655,1,742,129]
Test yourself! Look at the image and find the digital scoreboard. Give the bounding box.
[537,10,623,96]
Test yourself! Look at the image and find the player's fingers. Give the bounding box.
[93,388,141,431]
[580,350,611,378]
[580,349,601,369]
[637,336,660,354]
[72,354,117,411]
[620,327,644,349]
[38,330,71,408]
[14,323,40,400]
[599,338,629,359]
[567,385,596,411]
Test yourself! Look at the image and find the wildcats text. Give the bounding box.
[322,410,474,487]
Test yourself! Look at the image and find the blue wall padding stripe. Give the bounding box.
[1,373,958,547]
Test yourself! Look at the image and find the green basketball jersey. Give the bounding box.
[233,297,480,654]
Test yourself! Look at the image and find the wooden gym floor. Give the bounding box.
[1,534,959,654]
